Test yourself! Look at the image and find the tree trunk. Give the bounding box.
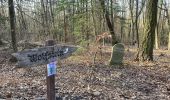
[164,1,170,50]
[99,0,118,65]
[8,0,17,52]
[129,0,135,45]
[99,0,117,45]
[168,32,170,50]
[167,19,170,50]
[135,0,145,48]
[110,0,114,26]
[91,0,97,36]
[49,0,54,25]
[72,0,75,43]
[64,9,67,43]
[137,0,158,61]
[155,30,159,49]
[155,0,163,49]
[16,0,27,40]
[135,0,139,47]
[85,0,89,40]
[40,0,46,35]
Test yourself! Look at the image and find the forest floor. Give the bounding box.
[0,44,170,100]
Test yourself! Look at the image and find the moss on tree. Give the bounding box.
[137,0,158,61]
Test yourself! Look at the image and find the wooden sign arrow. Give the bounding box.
[12,44,77,67]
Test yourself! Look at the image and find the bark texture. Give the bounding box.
[99,0,117,45]
[138,0,158,61]
[8,0,18,52]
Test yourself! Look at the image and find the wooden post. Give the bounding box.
[45,40,56,100]
[12,40,78,100]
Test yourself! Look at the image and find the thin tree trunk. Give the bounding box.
[164,1,170,50]
[99,0,117,45]
[110,0,114,26]
[64,9,67,43]
[8,0,18,52]
[40,0,46,35]
[167,16,170,50]
[168,32,170,50]
[99,0,118,65]
[49,0,54,25]
[72,0,75,43]
[0,0,5,16]
[155,0,163,49]
[91,0,97,36]
[120,0,126,42]
[16,0,27,40]
[85,0,89,40]
[135,0,139,48]
[129,0,135,45]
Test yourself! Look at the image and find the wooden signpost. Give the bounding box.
[12,40,77,100]
[12,44,77,67]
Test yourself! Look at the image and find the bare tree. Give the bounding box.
[8,0,17,52]
[164,1,170,50]
[99,0,117,45]
[137,0,158,61]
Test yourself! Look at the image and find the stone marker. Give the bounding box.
[110,43,125,65]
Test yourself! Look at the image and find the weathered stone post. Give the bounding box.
[110,43,125,65]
